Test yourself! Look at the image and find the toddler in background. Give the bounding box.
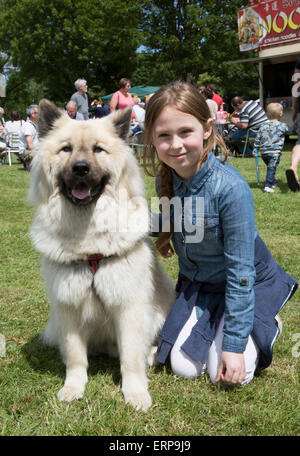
[254,102,288,193]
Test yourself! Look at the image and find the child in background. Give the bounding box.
[144,82,297,386]
[254,103,288,193]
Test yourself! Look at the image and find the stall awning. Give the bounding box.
[225,49,300,65]
[101,85,160,103]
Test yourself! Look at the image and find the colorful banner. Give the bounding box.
[238,0,300,51]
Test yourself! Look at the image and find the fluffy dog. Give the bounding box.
[28,100,175,411]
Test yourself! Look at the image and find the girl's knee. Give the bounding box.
[170,347,203,378]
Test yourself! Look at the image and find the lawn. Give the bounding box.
[0,148,299,436]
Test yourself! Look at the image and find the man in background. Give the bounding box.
[230,96,268,157]
[66,101,84,120]
[70,79,89,120]
[19,104,39,170]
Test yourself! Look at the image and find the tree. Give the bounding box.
[0,0,259,109]
[0,0,143,103]
[134,0,258,100]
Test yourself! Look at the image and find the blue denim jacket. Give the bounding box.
[170,152,257,353]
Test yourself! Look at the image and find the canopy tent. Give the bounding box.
[101,85,160,103]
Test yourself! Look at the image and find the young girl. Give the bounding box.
[144,81,297,385]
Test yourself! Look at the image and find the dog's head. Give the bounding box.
[29,99,133,207]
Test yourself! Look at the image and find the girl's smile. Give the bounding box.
[152,106,212,180]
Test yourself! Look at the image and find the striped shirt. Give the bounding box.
[239,100,268,130]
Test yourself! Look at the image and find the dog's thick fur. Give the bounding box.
[29,100,175,411]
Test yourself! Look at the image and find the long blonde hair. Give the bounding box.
[143,81,228,257]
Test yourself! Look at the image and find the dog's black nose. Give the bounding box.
[72,161,90,176]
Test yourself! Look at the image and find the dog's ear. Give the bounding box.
[38,99,64,138]
[111,107,132,141]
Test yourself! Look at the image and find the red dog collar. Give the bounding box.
[87,254,105,274]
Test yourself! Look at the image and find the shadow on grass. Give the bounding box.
[21,334,129,386]
[248,178,290,193]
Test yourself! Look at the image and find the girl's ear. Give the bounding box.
[203,118,213,140]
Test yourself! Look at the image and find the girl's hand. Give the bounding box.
[215,351,246,385]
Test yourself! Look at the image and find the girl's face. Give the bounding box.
[152,106,212,180]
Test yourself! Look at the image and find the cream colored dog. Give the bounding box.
[28,100,174,411]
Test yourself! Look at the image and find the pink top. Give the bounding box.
[111,90,135,110]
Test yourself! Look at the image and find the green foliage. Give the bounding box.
[0,0,259,111]
[132,1,258,100]
[0,0,143,103]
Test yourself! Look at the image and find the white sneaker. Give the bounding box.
[264,186,274,193]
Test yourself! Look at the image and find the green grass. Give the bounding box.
[0,150,299,436]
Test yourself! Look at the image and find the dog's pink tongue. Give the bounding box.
[72,187,91,200]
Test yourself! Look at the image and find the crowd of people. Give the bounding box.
[0,72,299,193]
[0,77,148,170]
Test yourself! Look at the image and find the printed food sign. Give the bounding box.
[238,0,300,51]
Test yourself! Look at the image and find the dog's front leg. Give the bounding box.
[56,308,88,402]
[114,305,152,412]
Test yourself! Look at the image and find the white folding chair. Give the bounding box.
[6,132,20,166]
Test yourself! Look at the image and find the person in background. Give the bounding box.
[109,78,138,123]
[19,104,39,170]
[2,109,24,163]
[208,84,223,111]
[66,101,84,120]
[286,58,300,191]
[132,97,145,131]
[88,99,110,119]
[70,79,89,120]
[254,103,288,193]
[110,78,135,112]
[4,109,23,136]
[203,87,218,120]
[230,96,268,157]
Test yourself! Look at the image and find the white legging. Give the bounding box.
[170,306,259,385]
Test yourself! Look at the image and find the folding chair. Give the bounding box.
[129,130,144,162]
[242,128,257,157]
[6,132,20,166]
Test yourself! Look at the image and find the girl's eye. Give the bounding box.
[158,133,169,138]
[181,129,192,135]
[61,145,72,153]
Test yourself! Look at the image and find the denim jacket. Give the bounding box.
[169,152,257,353]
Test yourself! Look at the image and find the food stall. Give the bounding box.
[237,0,300,125]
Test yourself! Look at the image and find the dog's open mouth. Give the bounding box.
[71,186,92,201]
[61,176,109,206]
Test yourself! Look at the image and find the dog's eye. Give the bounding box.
[93,145,104,154]
[61,145,72,153]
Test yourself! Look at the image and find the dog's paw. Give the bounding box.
[124,391,152,412]
[57,385,84,402]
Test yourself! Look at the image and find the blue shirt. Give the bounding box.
[170,152,257,353]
